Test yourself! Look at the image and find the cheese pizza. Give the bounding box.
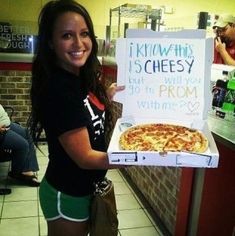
[119,123,208,153]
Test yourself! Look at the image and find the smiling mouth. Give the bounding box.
[70,51,84,57]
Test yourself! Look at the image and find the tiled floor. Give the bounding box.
[0,144,164,236]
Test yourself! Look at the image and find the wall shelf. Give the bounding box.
[108,3,162,40]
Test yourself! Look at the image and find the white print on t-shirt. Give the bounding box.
[83,97,105,140]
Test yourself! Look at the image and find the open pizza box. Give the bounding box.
[107,29,219,168]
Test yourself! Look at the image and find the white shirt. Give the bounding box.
[0,104,11,127]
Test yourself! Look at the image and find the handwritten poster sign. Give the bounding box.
[115,32,213,121]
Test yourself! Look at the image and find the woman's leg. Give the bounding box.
[2,123,40,186]
[9,123,39,172]
[39,178,91,236]
[47,219,89,236]
[1,128,29,173]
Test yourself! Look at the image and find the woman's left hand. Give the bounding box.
[106,83,125,101]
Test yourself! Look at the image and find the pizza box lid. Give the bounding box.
[113,29,214,122]
[107,117,219,168]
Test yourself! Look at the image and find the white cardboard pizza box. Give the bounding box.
[107,29,219,168]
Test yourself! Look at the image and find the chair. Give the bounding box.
[0,106,14,195]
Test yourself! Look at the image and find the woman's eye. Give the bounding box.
[62,33,72,39]
[81,31,90,37]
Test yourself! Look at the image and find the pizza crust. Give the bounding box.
[119,123,208,153]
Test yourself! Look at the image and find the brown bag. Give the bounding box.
[90,178,118,236]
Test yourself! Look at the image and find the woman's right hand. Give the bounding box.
[0,126,9,134]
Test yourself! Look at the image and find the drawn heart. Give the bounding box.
[187,101,200,112]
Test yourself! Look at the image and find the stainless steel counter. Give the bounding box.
[208,113,235,150]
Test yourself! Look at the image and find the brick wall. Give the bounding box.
[125,166,182,234]
[0,70,31,127]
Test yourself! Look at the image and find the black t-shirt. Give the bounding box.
[42,67,107,196]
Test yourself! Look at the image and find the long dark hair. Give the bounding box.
[28,0,113,146]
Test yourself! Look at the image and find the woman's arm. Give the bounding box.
[58,127,121,170]
[59,83,126,169]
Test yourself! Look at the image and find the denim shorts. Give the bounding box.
[39,177,92,222]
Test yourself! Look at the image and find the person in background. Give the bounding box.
[213,14,235,65]
[0,104,40,187]
[28,1,125,235]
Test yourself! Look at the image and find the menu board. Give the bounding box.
[115,30,213,121]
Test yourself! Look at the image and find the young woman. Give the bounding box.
[29,1,124,235]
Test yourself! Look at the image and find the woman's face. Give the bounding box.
[51,11,92,75]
